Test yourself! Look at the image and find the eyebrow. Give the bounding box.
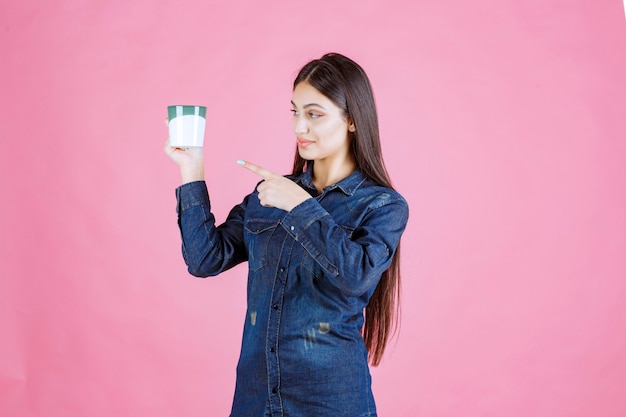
[291,100,327,110]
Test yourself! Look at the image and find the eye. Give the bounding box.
[308,112,322,119]
[290,109,300,116]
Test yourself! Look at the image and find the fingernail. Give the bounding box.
[236,160,245,165]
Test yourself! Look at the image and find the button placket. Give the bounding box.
[266,239,295,415]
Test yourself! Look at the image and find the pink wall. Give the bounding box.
[1,1,625,416]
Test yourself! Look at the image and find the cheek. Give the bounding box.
[320,118,346,136]
[325,122,350,144]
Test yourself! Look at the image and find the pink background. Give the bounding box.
[2,1,625,416]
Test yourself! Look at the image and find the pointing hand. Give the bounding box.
[238,160,311,211]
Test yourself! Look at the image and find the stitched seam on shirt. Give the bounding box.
[266,273,277,415]
[349,176,368,194]
[199,205,222,260]
[299,235,340,277]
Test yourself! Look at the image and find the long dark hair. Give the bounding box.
[292,53,402,366]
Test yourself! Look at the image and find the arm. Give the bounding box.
[233,159,408,295]
[165,137,246,277]
[280,196,409,296]
[176,181,248,276]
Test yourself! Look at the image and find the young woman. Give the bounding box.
[165,53,409,417]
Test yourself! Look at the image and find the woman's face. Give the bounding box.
[291,82,354,165]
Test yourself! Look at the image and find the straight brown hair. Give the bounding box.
[292,53,402,366]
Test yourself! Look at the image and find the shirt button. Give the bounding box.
[273,304,279,310]
[270,347,275,353]
[290,226,294,231]
[272,387,278,394]
[279,267,285,272]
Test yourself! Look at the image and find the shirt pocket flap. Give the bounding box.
[244,218,280,271]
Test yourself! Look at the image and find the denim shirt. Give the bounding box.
[175,168,409,417]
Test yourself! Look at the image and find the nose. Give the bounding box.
[293,115,308,135]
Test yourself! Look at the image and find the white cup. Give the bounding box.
[168,105,206,147]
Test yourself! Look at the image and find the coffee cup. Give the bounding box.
[168,105,206,148]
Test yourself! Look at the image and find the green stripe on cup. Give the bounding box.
[167,105,207,120]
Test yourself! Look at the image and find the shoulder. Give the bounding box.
[359,178,407,204]
[351,179,409,216]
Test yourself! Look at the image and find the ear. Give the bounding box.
[348,120,356,132]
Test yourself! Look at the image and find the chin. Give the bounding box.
[297,149,313,159]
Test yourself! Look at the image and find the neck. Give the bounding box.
[311,156,357,193]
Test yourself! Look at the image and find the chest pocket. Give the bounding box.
[244,218,280,272]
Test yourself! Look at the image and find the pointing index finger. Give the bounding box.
[237,160,276,180]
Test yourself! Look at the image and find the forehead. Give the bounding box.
[291,82,338,110]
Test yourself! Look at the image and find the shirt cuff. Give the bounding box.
[280,198,328,239]
[175,181,209,215]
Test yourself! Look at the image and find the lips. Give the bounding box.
[297,138,314,148]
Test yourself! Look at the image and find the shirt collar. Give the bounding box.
[298,167,367,196]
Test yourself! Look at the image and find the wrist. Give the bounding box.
[180,162,204,184]
[288,196,311,212]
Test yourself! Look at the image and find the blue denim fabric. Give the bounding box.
[175,169,409,417]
